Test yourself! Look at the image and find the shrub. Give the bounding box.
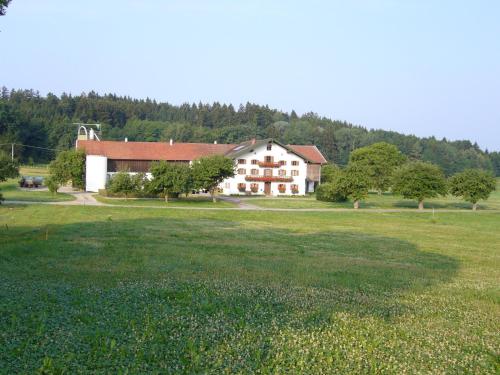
[44,175,60,195]
[107,172,138,199]
[316,183,347,202]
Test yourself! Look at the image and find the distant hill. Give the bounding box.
[1,87,499,176]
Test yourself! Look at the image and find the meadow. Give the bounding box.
[244,178,500,210]
[0,204,499,373]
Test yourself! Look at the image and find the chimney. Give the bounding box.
[169,139,173,146]
[214,140,217,144]
[251,138,256,145]
[124,137,128,142]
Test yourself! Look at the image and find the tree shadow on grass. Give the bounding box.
[0,216,459,372]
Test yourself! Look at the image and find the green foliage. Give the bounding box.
[0,89,496,174]
[0,151,19,204]
[192,155,234,201]
[449,169,496,207]
[0,0,11,16]
[392,161,448,207]
[0,151,18,182]
[316,183,348,202]
[340,163,371,207]
[44,175,60,194]
[317,163,370,207]
[320,164,343,184]
[349,142,406,193]
[48,149,85,189]
[149,161,192,201]
[107,172,138,199]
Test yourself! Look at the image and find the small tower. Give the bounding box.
[75,123,101,141]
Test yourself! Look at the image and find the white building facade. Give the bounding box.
[77,137,326,196]
[220,141,311,196]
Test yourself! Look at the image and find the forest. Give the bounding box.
[1,87,499,176]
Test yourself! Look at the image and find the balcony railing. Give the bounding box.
[258,161,280,168]
[245,176,293,182]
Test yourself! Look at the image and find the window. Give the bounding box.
[264,169,273,177]
[291,170,299,176]
[250,183,259,192]
[291,160,299,166]
[278,184,286,193]
[251,169,259,175]
[267,144,272,151]
[279,160,286,166]
[238,168,246,175]
[265,155,273,162]
[278,169,286,176]
[251,159,258,165]
[238,159,246,164]
[224,182,230,189]
[237,183,246,191]
[291,184,299,193]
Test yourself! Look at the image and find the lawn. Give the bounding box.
[95,195,237,208]
[246,178,500,210]
[0,204,499,373]
[0,179,74,202]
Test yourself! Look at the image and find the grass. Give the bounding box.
[0,204,499,373]
[19,165,51,177]
[95,195,237,208]
[246,178,500,210]
[0,179,74,202]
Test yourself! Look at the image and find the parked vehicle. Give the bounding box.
[18,176,44,188]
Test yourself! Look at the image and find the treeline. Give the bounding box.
[1,88,499,175]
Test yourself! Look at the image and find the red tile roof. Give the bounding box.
[288,145,328,164]
[77,140,328,164]
[77,140,236,161]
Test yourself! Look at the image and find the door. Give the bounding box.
[264,182,271,195]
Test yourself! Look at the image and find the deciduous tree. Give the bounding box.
[192,155,234,202]
[349,142,406,193]
[48,149,86,189]
[392,161,447,210]
[0,151,18,203]
[449,169,496,210]
[150,161,192,202]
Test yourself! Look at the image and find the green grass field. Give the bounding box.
[0,166,74,203]
[0,204,498,373]
[246,178,500,210]
[0,179,74,202]
[95,195,237,208]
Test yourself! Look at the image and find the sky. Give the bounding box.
[1,0,499,150]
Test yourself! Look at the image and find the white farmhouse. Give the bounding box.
[77,136,327,196]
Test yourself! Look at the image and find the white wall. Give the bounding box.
[220,143,308,196]
[85,155,108,192]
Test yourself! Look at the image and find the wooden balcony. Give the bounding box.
[245,176,293,182]
[258,161,280,168]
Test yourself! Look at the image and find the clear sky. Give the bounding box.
[1,0,499,150]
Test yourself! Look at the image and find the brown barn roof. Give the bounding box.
[77,140,236,161]
[288,145,328,164]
